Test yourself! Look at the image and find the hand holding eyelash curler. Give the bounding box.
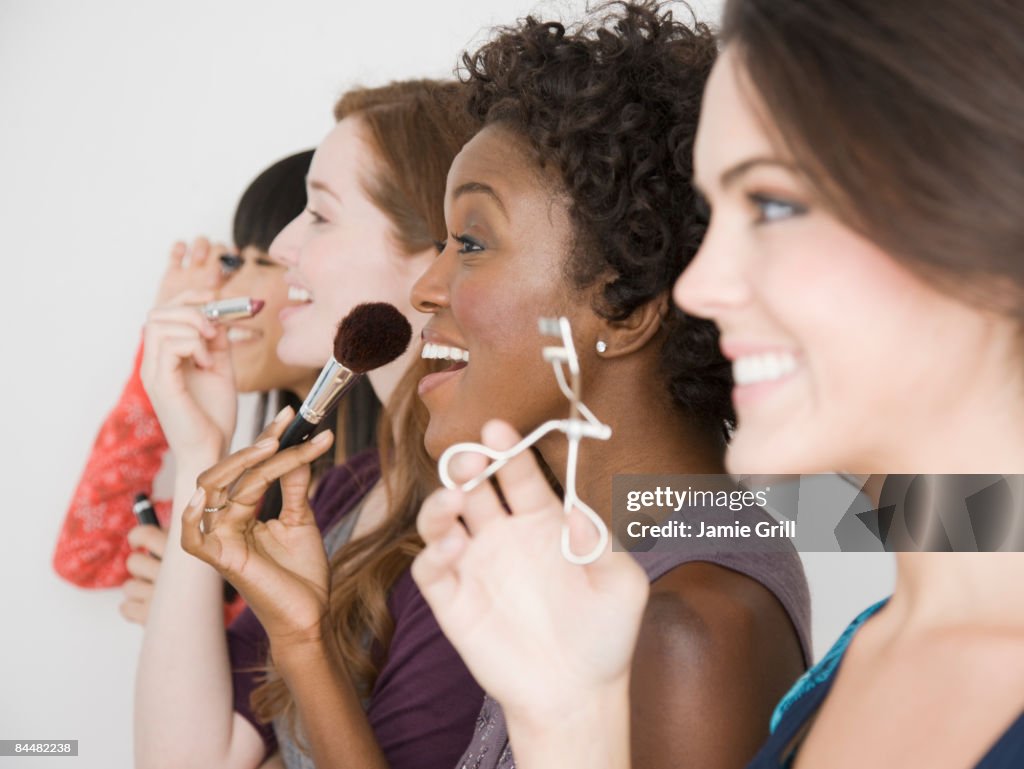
[437,316,612,565]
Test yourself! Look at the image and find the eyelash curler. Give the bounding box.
[437,317,612,565]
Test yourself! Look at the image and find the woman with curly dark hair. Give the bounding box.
[410,3,810,768]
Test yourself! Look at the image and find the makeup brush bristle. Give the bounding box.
[333,302,413,374]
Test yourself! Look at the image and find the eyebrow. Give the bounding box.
[719,157,799,190]
[452,181,509,219]
[307,178,341,201]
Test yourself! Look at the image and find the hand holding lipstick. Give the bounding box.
[180,407,336,648]
[141,288,238,457]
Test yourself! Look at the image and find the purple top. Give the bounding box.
[226,450,485,766]
[455,502,813,769]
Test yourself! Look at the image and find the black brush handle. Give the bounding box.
[277,414,317,452]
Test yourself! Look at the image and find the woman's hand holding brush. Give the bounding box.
[180,406,336,650]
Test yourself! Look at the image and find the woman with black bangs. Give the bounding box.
[54,150,376,625]
[409,3,810,768]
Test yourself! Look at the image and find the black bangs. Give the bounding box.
[232,149,314,252]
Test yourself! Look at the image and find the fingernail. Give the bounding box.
[256,437,277,450]
[312,430,333,446]
[189,487,206,507]
[274,405,294,423]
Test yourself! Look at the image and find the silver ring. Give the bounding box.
[203,504,228,514]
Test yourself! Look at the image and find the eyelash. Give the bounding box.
[747,193,807,224]
[307,207,327,225]
[433,234,484,255]
[453,234,483,254]
[219,254,244,273]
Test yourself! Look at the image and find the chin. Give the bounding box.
[276,338,321,370]
[421,412,486,464]
[726,427,832,476]
[726,428,789,475]
[422,421,447,463]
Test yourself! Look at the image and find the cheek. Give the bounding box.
[303,235,348,286]
[453,276,509,341]
[755,226,918,356]
[221,272,254,297]
[254,274,288,308]
[755,230,950,434]
[452,260,562,352]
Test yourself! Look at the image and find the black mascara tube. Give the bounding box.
[133,492,160,528]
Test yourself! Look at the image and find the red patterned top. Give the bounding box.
[55,339,245,625]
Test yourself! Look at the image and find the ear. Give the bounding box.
[595,292,670,358]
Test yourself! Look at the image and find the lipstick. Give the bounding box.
[200,297,265,323]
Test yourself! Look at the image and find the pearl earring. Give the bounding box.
[595,340,607,354]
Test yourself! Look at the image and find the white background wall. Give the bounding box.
[0,1,893,766]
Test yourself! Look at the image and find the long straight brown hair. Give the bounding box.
[250,80,479,736]
[721,0,1024,324]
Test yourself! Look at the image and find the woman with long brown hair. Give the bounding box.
[134,81,483,769]
[413,0,1024,767]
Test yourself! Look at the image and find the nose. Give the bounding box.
[269,214,303,268]
[410,245,454,316]
[673,219,751,320]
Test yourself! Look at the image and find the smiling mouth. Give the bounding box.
[418,342,470,397]
[287,285,313,304]
[421,342,470,363]
[732,352,798,386]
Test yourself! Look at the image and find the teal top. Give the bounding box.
[747,598,1024,769]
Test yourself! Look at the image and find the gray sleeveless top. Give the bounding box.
[454,505,813,769]
[274,503,364,769]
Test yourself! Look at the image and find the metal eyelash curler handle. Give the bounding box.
[438,421,562,493]
[436,316,612,565]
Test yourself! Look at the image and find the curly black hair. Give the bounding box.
[461,0,733,431]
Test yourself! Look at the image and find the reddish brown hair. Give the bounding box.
[251,80,478,738]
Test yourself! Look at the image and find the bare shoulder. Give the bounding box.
[628,561,806,769]
[637,561,805,679]
[646,561,800,644]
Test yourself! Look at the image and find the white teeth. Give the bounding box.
[288,285,312,303]
[227,327,258,343]
[733,352,797,386]
[421,342,470,363]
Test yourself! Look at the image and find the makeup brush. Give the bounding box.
[277,302,412,452]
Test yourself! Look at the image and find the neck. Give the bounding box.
[537,370,725,526]
[888,551,1024,630]
[859,354,1024,475]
